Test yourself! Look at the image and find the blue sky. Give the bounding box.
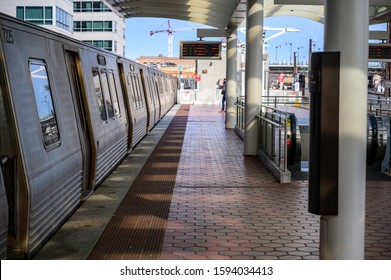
[125,16,387,63]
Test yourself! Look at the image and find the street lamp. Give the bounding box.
[297,46,303,64]
[275,45,281,62]
[286,42,293,64]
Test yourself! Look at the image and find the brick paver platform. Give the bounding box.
[34,104,391,260]
[160,105,391,260]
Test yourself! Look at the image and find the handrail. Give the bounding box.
[234,98,295,183]
[234,96,246,138]
[262,95,309,108]
[257,105,291,174]
[368,97,391,115]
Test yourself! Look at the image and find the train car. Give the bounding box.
[0,15,86,259]
[0,13,177,259]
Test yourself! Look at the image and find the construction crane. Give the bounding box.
[150,20,197,58]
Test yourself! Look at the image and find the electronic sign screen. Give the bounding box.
[180,41,221,60]
[368,44,391,62]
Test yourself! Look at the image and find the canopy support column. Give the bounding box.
[244,0,264,155]
[321,0,369,259]
[226,28,237,129]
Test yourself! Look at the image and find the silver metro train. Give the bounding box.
[0,13,179,259]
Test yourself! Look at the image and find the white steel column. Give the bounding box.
[322,0,369,259]
[226,28,237,129]
[244,0,263,155]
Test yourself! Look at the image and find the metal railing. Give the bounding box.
[234,97,293,182]
[234,96,245,139]
[376,108,391,116]
[257,105,291,177]
[368,97,391,116]
[262,95,309,108]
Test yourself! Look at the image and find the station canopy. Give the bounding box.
[105,0,390,28]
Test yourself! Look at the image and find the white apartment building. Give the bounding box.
[73,0,126,56]
[0,0,126,56]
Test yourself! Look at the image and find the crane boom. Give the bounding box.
[150,20,196,57]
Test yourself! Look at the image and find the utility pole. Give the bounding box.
[293,51,297,75]
[297,46,303,65]
[286,42,293,64]
[309,39,312,68]
[275,45,281,61]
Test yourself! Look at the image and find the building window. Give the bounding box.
[56,7,72,32]
[16,7,24,20]
[74,1,111,12]
[74,21,112,32]
[83,40,112,51]
[16,6,53,25]
[29,61,60,148]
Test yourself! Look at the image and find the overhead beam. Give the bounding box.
[120,6,230,22]
[369,30,389,40]
[274,0,391,5]
[109,1,235,14]
[197,28,232,38]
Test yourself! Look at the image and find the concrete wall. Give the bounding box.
[196,52,227,91]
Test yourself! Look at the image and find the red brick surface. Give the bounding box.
[160,105,391,260]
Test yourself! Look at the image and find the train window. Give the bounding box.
[107,71,120,117]
[139,69,149,105]
[135,75,143,108]
[158,76,164,96]
[135,75,144,108]
[126,75,136,108]
[100,70,114,119]
[92,68,107,121]
[29,61,60,148]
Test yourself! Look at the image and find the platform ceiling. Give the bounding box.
[105,0,390,28]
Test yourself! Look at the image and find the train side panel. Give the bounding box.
[0,16,83,258]
[0,169,8,260]
[146,67,161,125]
[139,65,159,131]
[118,60,148,148]
[150,70,166,119]
[76,48,129,185]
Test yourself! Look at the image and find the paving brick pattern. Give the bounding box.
[160,105,391,260]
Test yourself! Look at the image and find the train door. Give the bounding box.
[139,69,151,130]
[117,61,133,151]
[65,51,92,196]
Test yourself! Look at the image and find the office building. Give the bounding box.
[0,0,126,56]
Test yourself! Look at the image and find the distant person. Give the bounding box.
[278,73,285,89]
[219,78,226,113]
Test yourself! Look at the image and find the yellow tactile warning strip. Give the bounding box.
[87,105,190,260]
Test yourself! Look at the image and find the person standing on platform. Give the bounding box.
[219,78,226,112]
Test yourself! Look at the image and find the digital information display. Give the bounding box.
[368,44,391,62]
[180,41,221,60]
